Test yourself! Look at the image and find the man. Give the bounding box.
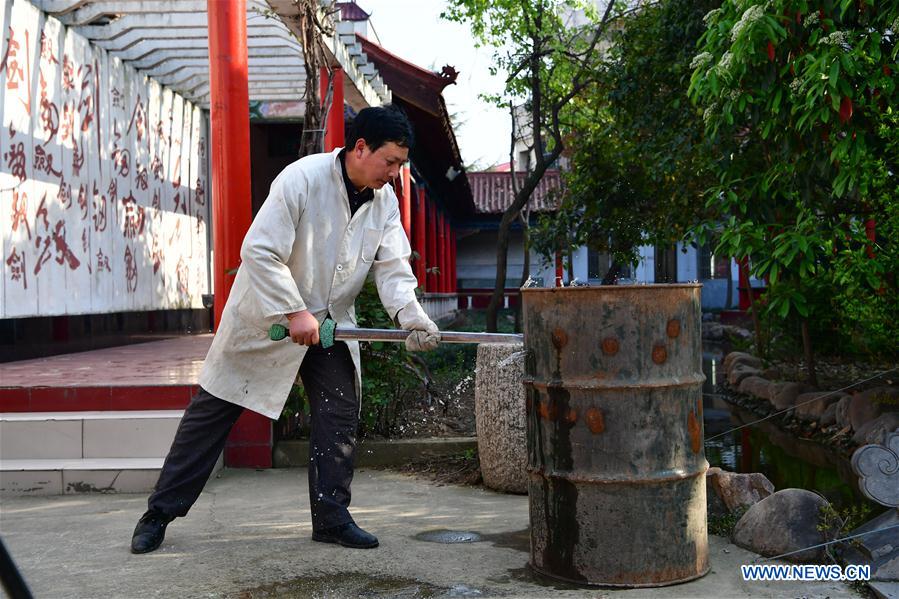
[130,106,440,554]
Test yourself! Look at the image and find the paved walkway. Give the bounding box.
[0,468,857,599]
[0,335,212,387]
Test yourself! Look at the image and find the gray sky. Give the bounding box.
[362,0,512,169]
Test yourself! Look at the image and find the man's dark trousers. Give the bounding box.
[147,341,359,531]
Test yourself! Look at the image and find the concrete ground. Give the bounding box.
[0,468,858,599]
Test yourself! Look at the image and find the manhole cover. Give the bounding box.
[414,529,483,544]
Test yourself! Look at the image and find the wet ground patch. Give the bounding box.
[237,573,490,598]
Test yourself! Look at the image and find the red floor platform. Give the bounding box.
[0,335,273,468]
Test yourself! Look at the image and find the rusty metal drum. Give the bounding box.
[522,285,709,587]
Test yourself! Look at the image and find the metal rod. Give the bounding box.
[334,327,523,345]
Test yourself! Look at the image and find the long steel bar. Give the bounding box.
[334,327,523,345]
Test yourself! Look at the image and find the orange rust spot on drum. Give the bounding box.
[537,400,549,420]
[565,408,578,424]
[585,408,605,434]
[688,409,702,454]
[666,319,681,338]
[551,328,569,350]
[601,337,619,356]
[652,344,668,364]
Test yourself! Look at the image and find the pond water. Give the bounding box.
[701,343,879,513]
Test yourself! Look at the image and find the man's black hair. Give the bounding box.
[345,104,414,151]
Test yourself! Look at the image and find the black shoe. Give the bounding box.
[130,510,174,554]
[312,522,379,549]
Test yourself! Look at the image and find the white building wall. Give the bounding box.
[0,0,209,318]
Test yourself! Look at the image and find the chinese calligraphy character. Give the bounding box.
[72,137,84,176]
[39,30,58,65]
[135,163,148,191]
[150,155,164,181]
[52,220,80,270]
[61,54,75,92]
[39,72,60,140]
[176,256,189,297]
[194,178,205,208]
[35,193,49,230]
[58,177,72,209]
[6,247,27,289]
[97,248,111,272]
[34,145,63,177]
[127,95,146,142]
[121,192,145,239]
[77,183,88,220]
[11,189,31,240]
[92,182,107,232]
[124,245,138,292]
[4,138,27,183]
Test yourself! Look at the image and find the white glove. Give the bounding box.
[396,300,440,352]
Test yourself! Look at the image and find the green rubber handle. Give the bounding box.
[269,318,337,349]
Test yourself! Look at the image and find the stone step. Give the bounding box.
[0,457,164,495]
[0,411,184,459]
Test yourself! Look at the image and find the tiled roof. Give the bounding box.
[336,2,371,21]
[468,170,562,214]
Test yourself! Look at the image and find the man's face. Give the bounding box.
[353,140,409,189]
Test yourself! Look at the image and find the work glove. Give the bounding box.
[396,300,441,352]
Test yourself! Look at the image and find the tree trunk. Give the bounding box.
[514,222,531,332]
[800,318,818,387]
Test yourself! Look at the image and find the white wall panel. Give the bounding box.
[1,0,41,318]
[1,3,211,318]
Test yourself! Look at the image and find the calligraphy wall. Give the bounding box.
[0,0,210,319]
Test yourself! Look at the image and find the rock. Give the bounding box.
[707,467,775,513]
[705,468,730,518]
[724,352,763,375]
[835,396,853,429]
[721,325,753,341]
[732,489,832,562]
[852,412,899,446]
[475,343,527,494]
[739,376,776,402]
[729,364,763,387]
[702,322,725,342]
[850,387,899,431]
[820,402,838,426]
[794,391,846,421]
[772,382,807,411]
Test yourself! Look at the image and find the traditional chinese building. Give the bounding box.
[0,0,470,478]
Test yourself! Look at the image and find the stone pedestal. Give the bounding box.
[475,342,527,494]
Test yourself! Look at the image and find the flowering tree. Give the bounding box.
[689,0,899,378]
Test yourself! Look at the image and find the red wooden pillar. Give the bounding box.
[208,0,270,468]
[450,227,457,292]
[400,164,412,240]
[427,200,438,292]
[442,217,451,292]
[319,66,345,151]
[737,257,751,310]
[437,210,446,292]
[414,188,427,289]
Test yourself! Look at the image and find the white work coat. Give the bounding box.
[199,148,421,419]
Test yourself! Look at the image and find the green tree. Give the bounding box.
[442,0,620,332]
[532,0,720,277]
[688,0,899,378]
